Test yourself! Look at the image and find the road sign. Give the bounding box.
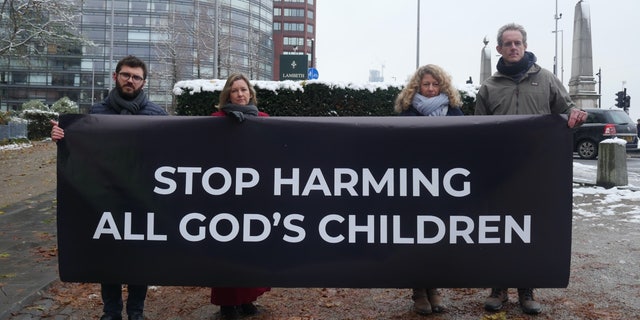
[308,67,319,80]
[280,55,308,80]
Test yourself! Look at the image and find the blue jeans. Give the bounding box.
[101,283,147,316]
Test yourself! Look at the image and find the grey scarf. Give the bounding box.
[412,93,449,116]
[108,88,148,115]
[221,103,259,122]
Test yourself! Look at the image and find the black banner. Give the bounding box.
[56,114,573,288]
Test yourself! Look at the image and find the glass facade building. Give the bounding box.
[0,0,273,113]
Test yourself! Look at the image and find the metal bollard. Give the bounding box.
[596,138,628,188]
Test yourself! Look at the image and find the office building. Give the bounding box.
[0,0,273,112]
[272,0,316,80]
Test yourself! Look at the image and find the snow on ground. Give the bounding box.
[573,161,640,223]
[0,142,32,151]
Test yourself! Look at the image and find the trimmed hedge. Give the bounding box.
[174,81,477,116]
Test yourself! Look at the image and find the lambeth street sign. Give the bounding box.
[280,54,308,80]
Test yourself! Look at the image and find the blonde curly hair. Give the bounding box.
[394,64,461,113]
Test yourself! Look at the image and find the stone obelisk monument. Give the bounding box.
[568,0,599,108]
[479,37,492,84]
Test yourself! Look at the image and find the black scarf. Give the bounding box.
[221,103,259,122]
[496,51,537,81]
[108,88,148,115]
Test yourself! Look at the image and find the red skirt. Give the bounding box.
[210,287,271,305]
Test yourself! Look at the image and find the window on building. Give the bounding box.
[128,31,150,41]
[283,37,304,46]
[284,8,304,17]
[130,2,148,11]
[12,72,27,84]
[129,14,148,27]
[284,23,304,31]
[153,2,168,12]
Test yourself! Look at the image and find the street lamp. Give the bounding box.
[416,0,420,69]
[595,68,601,108]
[551,29,564,83]
[109,0,114,90]
[553,0,562,77]
[310,38,315,68]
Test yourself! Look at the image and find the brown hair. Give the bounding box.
[116,55,148,80]
[218,73,257,107]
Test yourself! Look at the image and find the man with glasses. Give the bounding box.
[475,23,586,315]
[90,55,167,116]
[51,55,166,320]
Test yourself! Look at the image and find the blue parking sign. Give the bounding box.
[308,68,319,80]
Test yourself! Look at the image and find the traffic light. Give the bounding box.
[624,95,631,110]
[615,91,625,108]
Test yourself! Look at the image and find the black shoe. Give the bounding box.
[100,314,123,320]
[219,305,240,320]
[128,313,144,320]
[241,303,258,315]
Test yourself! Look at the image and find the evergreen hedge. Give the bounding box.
[174,80,478,117]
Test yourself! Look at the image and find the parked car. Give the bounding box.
[573,108,638,159]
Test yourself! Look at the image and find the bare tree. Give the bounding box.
[187,2,218,79]
[0,0,91,56]
[152,12,187,84]
[152,3,228,81]
[248,28,270,80]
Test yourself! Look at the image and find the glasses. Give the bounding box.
[118,72,144,83]
[502,41,524,48]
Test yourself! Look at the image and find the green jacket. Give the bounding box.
[475,63,576,115]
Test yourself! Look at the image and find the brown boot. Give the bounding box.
[411,288,432,315]
[426,288,445,313]
[518,288,542,314]
[484,288,508,311]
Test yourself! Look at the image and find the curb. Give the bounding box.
[0,190,59,320]
[0,279,59,320]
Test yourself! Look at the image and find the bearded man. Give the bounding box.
[51,55,167,320]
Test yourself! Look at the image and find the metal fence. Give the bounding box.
[0,122,28,140]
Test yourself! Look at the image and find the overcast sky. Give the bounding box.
[315,0,640,122]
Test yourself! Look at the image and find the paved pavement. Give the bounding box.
[0,191,58,319]
[0,154,638,319]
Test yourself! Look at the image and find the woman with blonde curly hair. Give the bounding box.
[394,64,462,316]
[394,64,463,117]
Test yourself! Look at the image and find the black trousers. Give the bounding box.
[101,283,148,316]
